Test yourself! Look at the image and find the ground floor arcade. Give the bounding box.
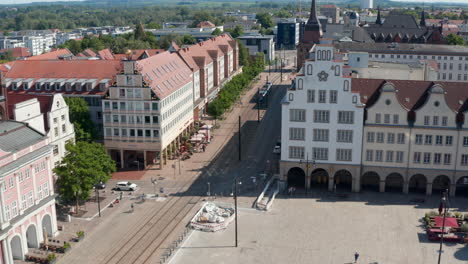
[281,161,468,197]
[107,124,195,170]
[0,200,57,264]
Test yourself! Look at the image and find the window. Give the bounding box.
[113,129,119,136]
[61,115,65,121]
[463,136,468,146]
[423,153,431,164]
[387,133,395,144]
[337,130,353,143]
[290,109,306,122]
[444,154,451,165]
[434,153,441,164]
[307,90,315,103]
[119,89,126,97]
[34,164,40,173]
[330,90,338,104]
[413,152,421,163]
[393,115,399,124]
[397,133,405,144]
[461,155,468,166]
[145,130,151,137]
[152,116,158,124]
[433,116,439,126]
[375,113,381,123]
[12,201,17,217]
[318,90,326,103]
[121,129,127,137]
[120,115,127,123]
[5,205,10,221]
[386,151,394,162]
[435,135,443,145]
[152,102,158,110]
[289,93,294,101]
[44,182,49,197]
[367,132,375,143]
[375,150,383,162]
[425,135,432,145]
[424,116,430,125]
[25,169,30,179]
[18,172,24,182]
[137,129,143,137]
[314,110,330,123]
[337,111,354,124]
[289,128,305,140]
[104,102,110,109]
[384,114,390,124]
[62,124,66,133]
[28,191,33,206]
[313,148,328,160]
[41,161,46,171]
[415,134,423,145]
[313,129,329,142]
[445,136,453,146]
[376,132,384,143]
[153,130,159,137]
[366,150,373,161]
[54,127,59,137]
[289,146,305,159]
[22,195,27,210]
[113,115,119,123]
[145,116,151,124]
[336,149,352,161]
[396,151,404,163]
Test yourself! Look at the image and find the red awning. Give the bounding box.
[434,217,459,228]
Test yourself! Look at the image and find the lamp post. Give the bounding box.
[151,177,157,196]
[232,178,242,247]
[437,190,448,264]
[207,182,211,197]
[94,184,101,217]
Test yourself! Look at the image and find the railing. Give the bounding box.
[160,226,192,264]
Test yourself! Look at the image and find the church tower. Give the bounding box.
[297,0,323,71]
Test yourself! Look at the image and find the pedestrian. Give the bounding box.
[333,183,337,193]
[130,203,134,213]
[202,144,206,152]
[354,252,359,263]
[120,191,123,201]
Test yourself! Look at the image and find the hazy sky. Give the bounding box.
[1,0,83,4]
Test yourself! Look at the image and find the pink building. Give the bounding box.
[0,121,57,263]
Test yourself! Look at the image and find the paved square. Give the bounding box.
[170,193,468,264]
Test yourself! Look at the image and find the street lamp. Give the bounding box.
[437,190,449,264]
[231,178,242,247]
[207,182,211,197]
[94,183,102,217]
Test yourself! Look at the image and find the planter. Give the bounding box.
[47,258,57,264]
[75,235,84,242]
[60,246,71,253]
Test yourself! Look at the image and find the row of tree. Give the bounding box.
[207,51,266,119]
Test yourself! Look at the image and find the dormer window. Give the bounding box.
[86,83,93,91]
[99,83,106,91]
[35,83,41,91]
[54,83,61,91]
[11,82,18,90]
[65,83,71,91]
[44,83,51,91]
[75,83,82,91]
[23,83,29,90]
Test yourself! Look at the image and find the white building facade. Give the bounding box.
[281,45,364,192]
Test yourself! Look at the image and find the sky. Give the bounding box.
[1,0,467,4]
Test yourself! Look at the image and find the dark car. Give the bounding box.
[94,182,106,190]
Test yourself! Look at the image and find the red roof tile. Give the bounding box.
[352,78,468,113]
[83,49,98,57]
[27,49,73,60]
[196,21,216,28]
[98,49,115,60]
[135,51,192,100]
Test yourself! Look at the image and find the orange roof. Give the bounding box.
[4,60,122,95]
[98,49,115,60]
[83,49,98,57]
[177,34,235,71]
[0,47,30,58]
[197,21,216,28]
[135,51,192,100]
[27,49,73,60]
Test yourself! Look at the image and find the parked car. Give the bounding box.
[94,182,106,190]
[273,145,281,154]
[115,181,137,191]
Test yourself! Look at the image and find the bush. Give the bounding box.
[47,253,56,261]
[461,224,468,233]
[63,242,71,249]
[76,230,85,238]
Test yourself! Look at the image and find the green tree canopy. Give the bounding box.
[146,22,162,29]
[212,28,222,36]
[446,34,465,46]
[64,97,97,142]
[224,25,243,38]
[256,12,274,29]
[237,40,249,66]
[54,142,116,209]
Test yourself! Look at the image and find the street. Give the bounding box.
[57,53,296,264]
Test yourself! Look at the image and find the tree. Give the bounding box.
[225,25,243,38]
[135,23,147,41]
[0,50,14,62]
[54,141,116,212]
[64,97,97,142]
[237,40,249,66]
[182,35,196,45]
[146,22,162,29]
[256,12,273,29]
[212,28,222,36]
[446,34,465,46]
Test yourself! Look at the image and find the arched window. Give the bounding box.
[343,80,350,91]
[334,65,341,76]
[352,95,357,103]
[326,50,332,61]
[289,93,294,101]
[297,79,303,90]
[307,64,313,75]
[317,50,322,61]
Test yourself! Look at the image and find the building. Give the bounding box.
[0,48,30,60]
[276,21,300,49]
[282,43,468,197]
[334,42,468,83]
[176,34,239,120]
[103,51,194,169]
[146,25,224,42]
[3,60,122,136]
[365,11,444,44]
[320,4,340,24]
[360,0,373,9]
[297,0,323,70]
[282,44,364,192]
[0,121,58,263]
[7,94,75,168]
[237,34,275,61]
